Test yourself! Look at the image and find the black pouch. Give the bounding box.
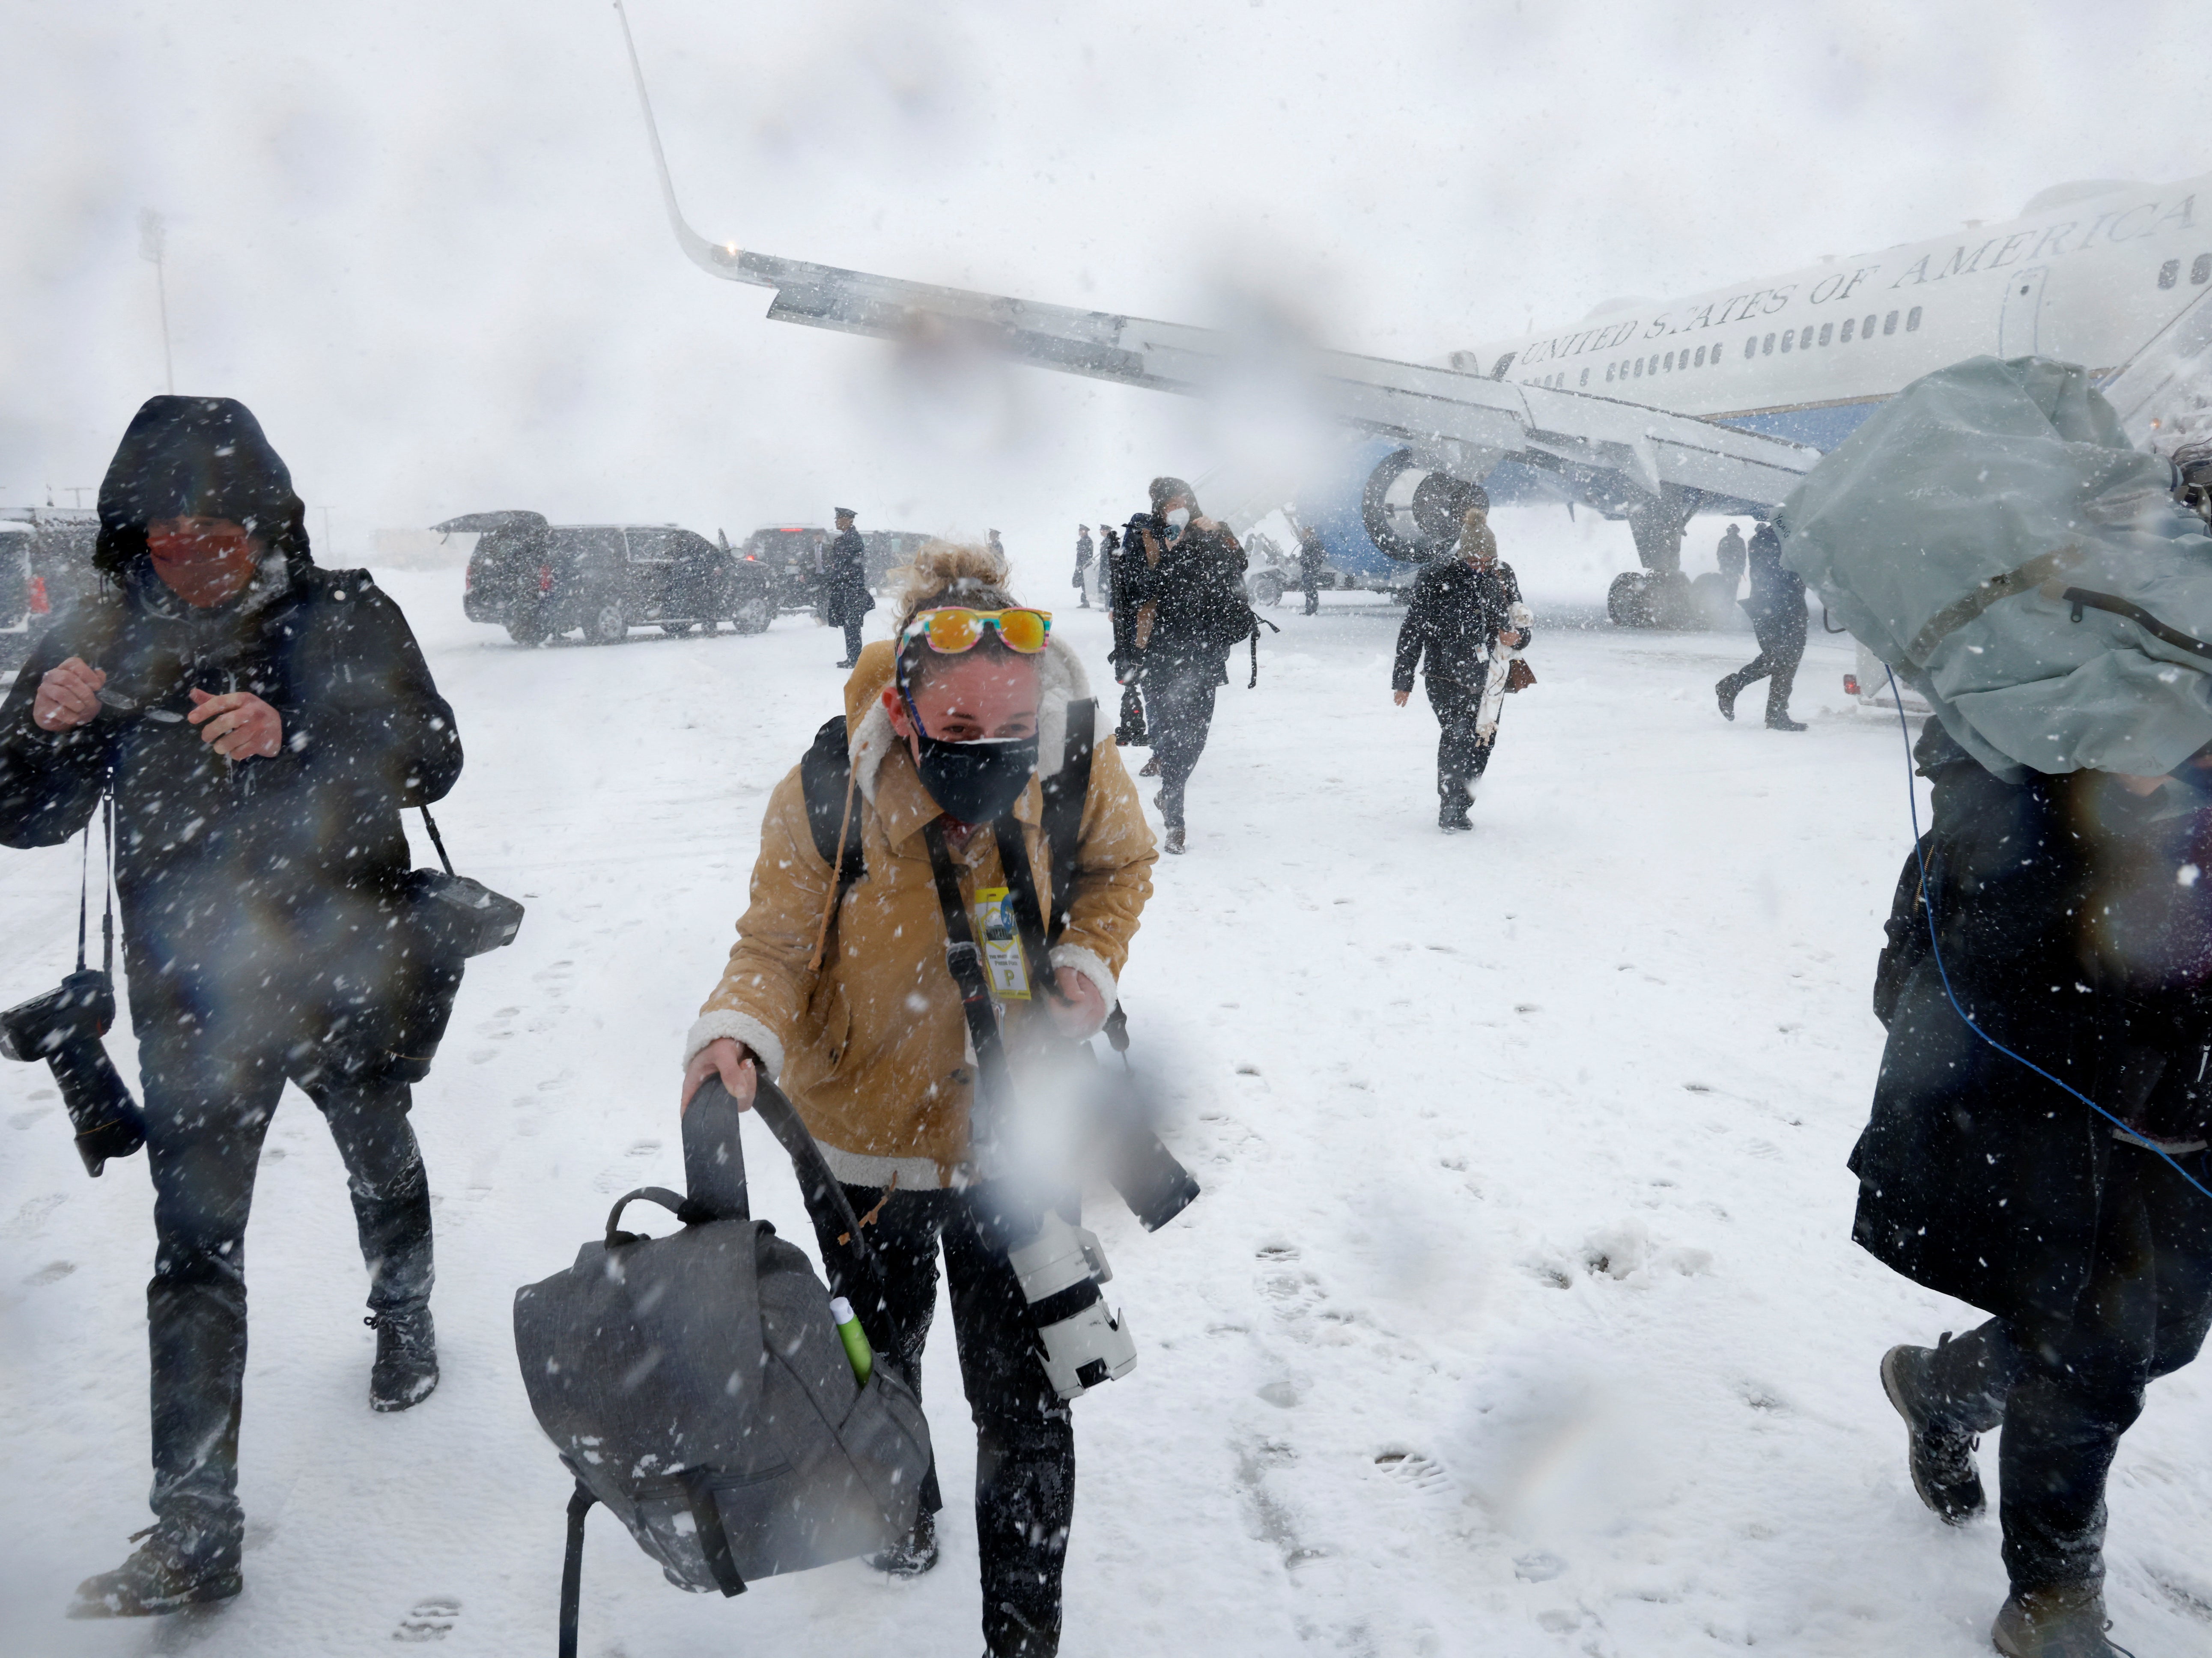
[377,808,525,1084]
[1872,834,1934,1029]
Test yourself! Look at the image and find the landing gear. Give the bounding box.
[1606,570,1699,628]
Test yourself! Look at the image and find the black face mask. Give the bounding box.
[912,732,1038,826]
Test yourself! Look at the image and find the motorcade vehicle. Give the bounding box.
[446,512,773,645]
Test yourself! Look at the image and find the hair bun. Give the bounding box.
[890,540,1017,630]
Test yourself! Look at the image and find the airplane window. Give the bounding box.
[2196,253,2212,285]
[1841,317,1856,343]
[1883,310,1898,335]
[1801,326,1814,349]
[1579,368,1589,387]
[1762,332,1775,355]
[1634,358,1644,377]
[1864,313,1878,337]
[1818,323,1833,346]
[1906,307,1922,331]
[1663,351,1674,371]
[1605,363,1615,382]
[1693,345,1705,367]
[1780,331,1793,353]
[1745,337,1757,359]
[2160,259,2180,290]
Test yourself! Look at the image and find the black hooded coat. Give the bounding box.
[0,397,462,1065]
[1853,719,2212,1323]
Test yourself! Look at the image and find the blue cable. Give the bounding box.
[1884,665,2212,1205]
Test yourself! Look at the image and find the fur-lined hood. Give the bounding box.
[840,635,1094,806]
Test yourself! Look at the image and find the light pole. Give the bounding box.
[139,210,174,395]
[319,505,337,555]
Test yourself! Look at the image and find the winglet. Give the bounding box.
[612,1,770,287]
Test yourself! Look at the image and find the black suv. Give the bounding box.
[741,524,933,614]
[447,512,774,646]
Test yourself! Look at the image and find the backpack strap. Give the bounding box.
[559,1479,596,1658]
[800,716,864,973]
[1037,698,1095,944]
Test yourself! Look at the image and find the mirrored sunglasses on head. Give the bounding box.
[898,607,1052,656]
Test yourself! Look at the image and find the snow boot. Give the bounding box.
[1438,801,1472,833]
[1163,825,1186,855]
[368,1305,439,1412]
[70,1524,242,1618]
[1715,676,1741,721]
[868,1507,940,1578]
[1880,1342,1985,1524]
[1991,1585,2129,1658]
[1766,712,1807,732]
[1139,754,1161,777]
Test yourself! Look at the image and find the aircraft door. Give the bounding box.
[1998,266,2048,358]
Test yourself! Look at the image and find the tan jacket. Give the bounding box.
[688,638,1157,1187]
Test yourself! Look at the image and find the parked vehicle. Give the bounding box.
[0,508,99,671]
[446,512,773,646]
[741,524,831,614]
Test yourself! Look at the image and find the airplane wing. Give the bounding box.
[614,3,1819,514]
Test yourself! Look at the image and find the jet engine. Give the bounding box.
[1359,448,1490,563]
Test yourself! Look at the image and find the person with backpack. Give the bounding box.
[680,540,1156,1658]
[1120,477,1252,855]
[1390,502,1531,832]
[0,397,464,1616]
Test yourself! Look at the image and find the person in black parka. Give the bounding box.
[1296,521,1327,617]
[1121,477,1251,854]
[0,397,463,1618]
[1860,716,2212,1656]
[1715,519,1807,731]
[1391,503,1529,832]
[822,508,873,667]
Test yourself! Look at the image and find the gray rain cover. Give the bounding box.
[1781,355,2212,780]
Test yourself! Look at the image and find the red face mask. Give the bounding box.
[147,517,259,607]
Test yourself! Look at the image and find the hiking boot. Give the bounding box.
[1991,1584,2124,1658]
[1766,713,1807,732]
[869,1508,939,1578]
[1715,677,1740,721]
[70,1525,241,1618]
[1880,1342,1985,1524]
[1163,825,1186,855]
[1439,803,1472,833]
[1139,754,1161,777]
[368,1305,439,1413]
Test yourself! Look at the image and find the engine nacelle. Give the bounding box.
[1359,448,1490,562]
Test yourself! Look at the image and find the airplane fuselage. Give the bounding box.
[1456,176,2210,454]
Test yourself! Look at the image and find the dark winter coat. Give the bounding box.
[821,527,872,628]
[1852,717,2212,1324]
[1124,513,1251,674]
[1391,558,1528,693]
[1074,531,1094,572]
[0,397,462,1048]
[1742,522,1806,642]
[1298,534,1327,584]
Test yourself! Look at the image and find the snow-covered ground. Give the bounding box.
[3,558,2210,1658]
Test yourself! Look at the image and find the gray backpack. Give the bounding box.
[513,1076,933,1657]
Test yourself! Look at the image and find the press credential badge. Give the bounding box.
[975,886,1031,999]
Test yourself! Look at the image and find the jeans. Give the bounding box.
[816,1186,1074,1658]
[1144,661,1222,830]
[140,1023,432,1556]
[1914,1142,2212,1593]
[1425,673,1496,807]
[1719,618,1804,722]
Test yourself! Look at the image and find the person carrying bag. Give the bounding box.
[681,540,1160,1658]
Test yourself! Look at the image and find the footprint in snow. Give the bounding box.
[393,1597,461,1642]
[23,1260,75,1287]
[1374,1449,1453,1498]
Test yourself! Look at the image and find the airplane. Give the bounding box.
[613,5,2212,626]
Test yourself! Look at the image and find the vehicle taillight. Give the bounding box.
[1843,674,1860,695]
[28,576,48,614]
[537,565,554,595]
[463,567,473,593]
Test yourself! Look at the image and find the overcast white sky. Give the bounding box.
[2,1,2204,560]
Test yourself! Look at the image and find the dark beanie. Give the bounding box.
[1148,476,1195,513]
[95,396,309,578]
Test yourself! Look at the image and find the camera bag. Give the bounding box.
[373,806,525,1084]
[513,1074,931,1658]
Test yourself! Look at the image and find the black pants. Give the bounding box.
[141,1024,432,1556]
[1145,660,1222,830]
[841,620,864,661]
[1302,578,1319,616]
[1915,1142,2212,1593]
[817,1186,1073,1658]
[1425,673,1496,807]
[1719,618,1804,721]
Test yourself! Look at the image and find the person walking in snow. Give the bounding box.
[1714,519,1806,731]
[1073,524,1094,608]
[823,507,872,667]
[1714,520,1747,598]
[1391,501,1530,832]
[1096,523,1117,611]
[0,397,463,1617]
[1119,477,1252,855]
[681,540,1156,1658]
[1859,715,2212,1658]
[1296,520,1327,616]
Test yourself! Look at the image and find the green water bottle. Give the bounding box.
[829,1295,872,1385]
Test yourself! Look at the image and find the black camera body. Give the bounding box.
[0,968,144,1176]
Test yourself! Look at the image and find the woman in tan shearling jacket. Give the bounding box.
[679,543,1154,1658]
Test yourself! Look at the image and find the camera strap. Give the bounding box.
[921,820,1017,1136]
[417,805,457,877]
[76,794,116,980]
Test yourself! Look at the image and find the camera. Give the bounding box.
[0,968,144,1177]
